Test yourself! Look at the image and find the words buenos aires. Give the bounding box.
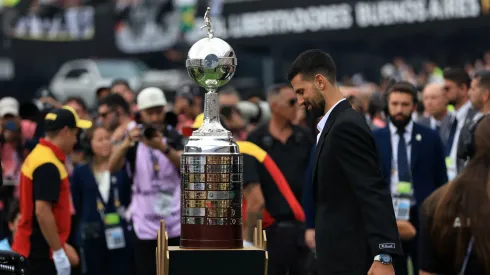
[218,0,482,38]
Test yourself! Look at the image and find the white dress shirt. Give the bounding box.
[316,98,346,144]
[447,101,471,180]
[389,121,413,195]
[429,116,443,130]
[94,170,111,203]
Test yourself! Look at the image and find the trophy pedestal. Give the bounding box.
[157,220,268,275]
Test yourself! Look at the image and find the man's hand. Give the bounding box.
[53,248,71,275]
[368,261,395,275]
[305,229,316,249]
[128,127,141,143]
[397,220,417,240]
[65,243,79,267]
[143,131,167,152]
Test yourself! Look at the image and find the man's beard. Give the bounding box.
[389,113,412,130]
[448,99,458,106]
[306,99,326,119]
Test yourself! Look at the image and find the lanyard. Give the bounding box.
[149,149,160,180]
[459,236,474,275]
[96,177,122,222]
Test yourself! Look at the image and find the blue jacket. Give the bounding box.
[71,164,132,246]
[372,123,448,205]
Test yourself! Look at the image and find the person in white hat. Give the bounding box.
[0,97,20,118]
[136,87,168,111]
[108,87,184,275]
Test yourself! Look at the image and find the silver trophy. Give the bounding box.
[180,7,243,249]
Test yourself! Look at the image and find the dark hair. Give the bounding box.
[475,70,490,91]
[64,97,88,112]
[111,79,131,90]
[386,81,418,104]
[81,125,109,156]
[443,67,471,90]
[45,129,62,139]
[266,83,290,97]
[8,199,20,224]
[430,116,490,274]
[98,93,130,115]
[368,92,385,118]
[286,49,337,85]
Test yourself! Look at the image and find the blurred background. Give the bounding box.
[1,1,490,275]
[1,0,489,104]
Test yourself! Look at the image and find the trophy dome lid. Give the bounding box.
[187,37,236,61]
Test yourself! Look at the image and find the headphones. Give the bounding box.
[458,114,488,160]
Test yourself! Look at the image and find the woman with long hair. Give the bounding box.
[71,126,133,275]
[420,115,490,275]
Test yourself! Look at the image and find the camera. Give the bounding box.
[138,125,159,140]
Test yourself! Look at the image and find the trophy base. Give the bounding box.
[180,238,243,249]
[180,224,243,249]
[157,220,268,275]
[167,246,267,275]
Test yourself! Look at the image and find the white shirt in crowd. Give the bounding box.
[447,101,471,181]
[316,98,346,144]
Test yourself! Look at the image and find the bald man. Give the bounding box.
[417,83,450,141]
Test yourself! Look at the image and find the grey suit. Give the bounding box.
[416,115,450,145]
[439,107,479,173]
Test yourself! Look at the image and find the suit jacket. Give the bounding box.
[439,108,478,173]
[313,100,403,275]
[416,115,450,145]
[71,164,132,246]
[372,123,448,207]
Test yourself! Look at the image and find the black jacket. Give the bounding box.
[313,100,403,275]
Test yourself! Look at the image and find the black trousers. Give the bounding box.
[265,221,310,275]
[133,233,180,275]
[27,259,56,275]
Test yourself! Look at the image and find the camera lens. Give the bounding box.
[143,127,157,139]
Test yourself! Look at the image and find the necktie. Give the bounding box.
[397,129,411,182]
[446,117,458,157]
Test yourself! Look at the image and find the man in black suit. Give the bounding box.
[287,49,403,275]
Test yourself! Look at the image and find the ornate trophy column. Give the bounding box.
[180,7,242,249]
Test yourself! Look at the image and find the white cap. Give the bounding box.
[0,97,19,117]
[137,87,167,110]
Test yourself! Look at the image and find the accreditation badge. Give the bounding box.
[154,190,174,217]
[104,213,126,250]
[392,181,412,221]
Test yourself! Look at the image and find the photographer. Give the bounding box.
[108,87,183,275]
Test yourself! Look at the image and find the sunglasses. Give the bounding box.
[98,111,112,118]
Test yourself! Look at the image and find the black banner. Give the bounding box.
[216,0,490,44]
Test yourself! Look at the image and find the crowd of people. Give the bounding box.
[0,50,489,275]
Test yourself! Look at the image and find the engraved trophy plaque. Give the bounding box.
[181,7,242,249]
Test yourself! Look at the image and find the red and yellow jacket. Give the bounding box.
[238,141,305,227]
[13,139,72,259]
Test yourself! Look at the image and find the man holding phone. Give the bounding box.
[108,87,183,275]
